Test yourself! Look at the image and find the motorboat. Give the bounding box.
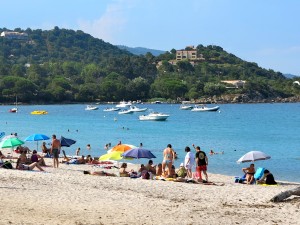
[9,96,18,113]
[179,105,193,110]
[116,100,132,108]
[9,107,18,113]
[139,112,170,121]
[118,109,134,114]
[103,107,120,112]
[191,105,220,112]
[129,105,148,112]
[85,105,99,110]
[31,110,48,115]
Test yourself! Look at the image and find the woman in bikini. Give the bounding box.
[242,163,256,184]
[162,144,175,177]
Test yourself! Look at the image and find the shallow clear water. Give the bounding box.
[1,103,299,182]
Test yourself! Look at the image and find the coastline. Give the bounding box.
[0,158,299,225]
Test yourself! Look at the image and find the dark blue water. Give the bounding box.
[1,103,299,182]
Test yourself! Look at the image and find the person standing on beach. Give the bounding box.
[51,134,61,168]
[162,144,175,177]
[193,145,208,182]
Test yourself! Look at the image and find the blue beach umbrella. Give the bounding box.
[122,148,156,159]
[24,133,50,150]
[60,136,76,147]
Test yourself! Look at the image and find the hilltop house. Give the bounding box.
[221,80,246,88]
[0,31,28,40]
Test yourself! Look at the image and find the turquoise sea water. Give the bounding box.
[1,103,299,182]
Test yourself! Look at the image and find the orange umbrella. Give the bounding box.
[111,144,135,153]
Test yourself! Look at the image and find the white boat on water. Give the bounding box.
[103,107,120,112]
[139,112,170,121]
[85,105,99,111]
[129,105,148,112]
[116,100,132,108]
[191,105,220,112]
[179,105,193,110]
[118,109,134,114]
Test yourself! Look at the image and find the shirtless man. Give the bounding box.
[51,134,61,168]
[162,144,175,177]
[242,163,256,184]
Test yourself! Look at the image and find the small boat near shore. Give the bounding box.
[139,112,169,121]
[9,107,18,113]
[129,105,148,112]
[191,105,220,112]
[103,107,120,112]
[118,109,134,114]
[116,101,132,108]
[179,105,193,110]
[31,110,48,115]
[85,105,99,111]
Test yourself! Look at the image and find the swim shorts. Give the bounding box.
[197,165,207,171]
[52,149,59,158]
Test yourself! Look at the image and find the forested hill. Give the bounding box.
[0,27,299,104]
[0,27,132,63]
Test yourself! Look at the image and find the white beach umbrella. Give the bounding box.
[237,151,271,164]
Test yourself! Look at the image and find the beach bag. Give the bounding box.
[2,161,13,169]
[141,170,150,179]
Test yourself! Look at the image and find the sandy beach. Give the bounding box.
[0,157,299,225]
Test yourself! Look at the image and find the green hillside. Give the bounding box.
[0,27,299,103]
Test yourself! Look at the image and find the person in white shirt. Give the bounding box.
[184,146,195,179]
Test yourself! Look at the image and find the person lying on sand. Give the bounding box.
[83,171,116,176]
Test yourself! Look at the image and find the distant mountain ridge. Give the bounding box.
[284,73,299,79]
[117,45,166,56]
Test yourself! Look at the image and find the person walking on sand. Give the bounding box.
[162,144,175,177]
[193,145,208,182]
[51,134,61,168]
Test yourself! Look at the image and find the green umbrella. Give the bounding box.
[0,137,25,149]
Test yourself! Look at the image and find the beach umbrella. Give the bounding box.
[110,144,136,153]
[0,137,24,149]
[122,148,156,159]
[24,133,50,150]
[99,151,124,161]
[237,151,271,164]
[60,136,76,147]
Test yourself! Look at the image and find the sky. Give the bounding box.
[1,0,300,75]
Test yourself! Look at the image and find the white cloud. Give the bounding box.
[77,0,136,43]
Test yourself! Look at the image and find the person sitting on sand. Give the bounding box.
[145,160,156,175]
[83,170,116,176]
[257,169,277,185]
[119,162,135,177]
[176,163,187,178]
[76,155,86,164]
[41,142,50,157]
[242,163,256,184]
[156,163,163,176]
[16,157,44,171]
[18,150,31,165]
[30,150,46,166]
[138,164,147,173]
[165,165,177,178]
